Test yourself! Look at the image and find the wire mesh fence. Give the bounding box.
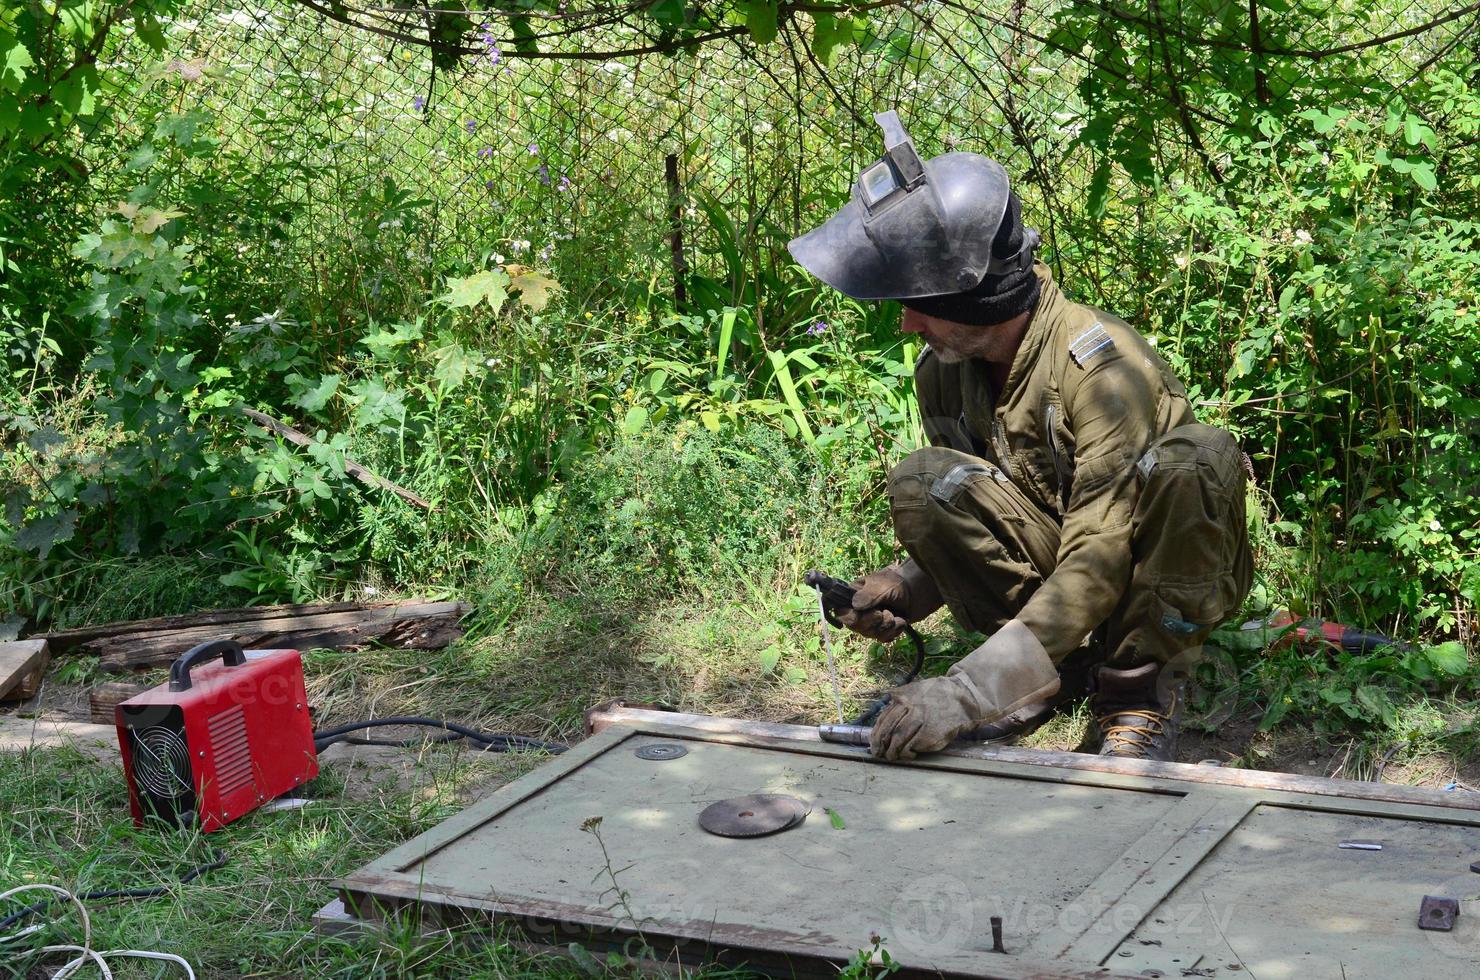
[88,1,1480,321]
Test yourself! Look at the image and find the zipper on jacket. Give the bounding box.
[992,418,1014,479]
[1045,404,1072,510]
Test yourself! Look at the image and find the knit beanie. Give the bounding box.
[902,192,1040,326]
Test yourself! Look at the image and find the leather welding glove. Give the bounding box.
[869,620,1060,761]
[835,561,943,642]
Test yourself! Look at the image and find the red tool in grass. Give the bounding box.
[1237,610,1406,654]
[115,640,318,833]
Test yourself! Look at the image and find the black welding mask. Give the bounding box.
[788,110,1040,325]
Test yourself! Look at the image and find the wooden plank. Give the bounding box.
[43,600,408,650]
[0,639,48,701]
[585,704,1480,812]
[100,600,469,670]
[40,600,469,670]
[88,681,150,724]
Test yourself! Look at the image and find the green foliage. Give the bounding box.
[1,1,1478,744]
[538,421,811,598]
[838,933,902,980]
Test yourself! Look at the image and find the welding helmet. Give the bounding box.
[788,111,1041,323]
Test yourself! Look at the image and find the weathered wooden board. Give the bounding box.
[88,681,150,724]
[41,600,469,670]
[336,711,1480,979]
[0,639,49,701]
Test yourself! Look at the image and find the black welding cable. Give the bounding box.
[0,850,228,933]
[336,732,464,748]
[848,624,928,727]
[312,717,567,754]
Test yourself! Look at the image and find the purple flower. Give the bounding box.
[485,180,497,192]
[477,146,493,159]
[806,321,829,336]
[412,95,426,112]
[537,164,550,186]
[557,174,571,192]
[465,120,477,133]
[477,22,501,64]
[527,142,539,155]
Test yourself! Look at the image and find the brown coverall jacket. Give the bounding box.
[894,263,1251,667]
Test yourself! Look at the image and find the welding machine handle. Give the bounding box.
[169,639,248,692]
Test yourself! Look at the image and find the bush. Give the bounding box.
[539,421,814,598]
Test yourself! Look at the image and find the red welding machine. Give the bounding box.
[115,640,318,832]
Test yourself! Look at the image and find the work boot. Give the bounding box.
[963,642,1100,743]
[1093,662,1182,761]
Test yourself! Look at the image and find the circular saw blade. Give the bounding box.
[634,743,688,761]
[699,794,810,838]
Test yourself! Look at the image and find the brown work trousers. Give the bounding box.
[888,423,1253,672]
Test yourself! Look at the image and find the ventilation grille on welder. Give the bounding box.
[207,703,254,798]
[131,725,193,799]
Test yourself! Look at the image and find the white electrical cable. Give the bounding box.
[0,883,196,979]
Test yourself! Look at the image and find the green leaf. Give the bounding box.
[439,269,511,312]
[621,405,648,435]
[766,351,815,445]
[1086,159,1111,219]
[825,807,845,830]
[565,943,603,977]
[649,0,686,27]
[1423,641,1469,676]
[348,379,406,429]
[433,344,476,392]
[1408,161,1437,192]
[758,644,782,673]
[289,374,340,413]
[811,12,853,66]
[1277,285,1298,313]
[15,510,77,558]
[1,36,34,92]
[1355,685,1396,726]
[25,425,65,457]
[738,2,779,44]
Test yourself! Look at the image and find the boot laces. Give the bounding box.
[1096,709,1170,758]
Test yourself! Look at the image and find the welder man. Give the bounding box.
[788,112,1251,762]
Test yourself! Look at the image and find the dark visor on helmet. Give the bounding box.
[858,111,927,213]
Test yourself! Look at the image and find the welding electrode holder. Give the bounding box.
[803,570,925,730]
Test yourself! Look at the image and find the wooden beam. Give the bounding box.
[43,600,470,671]
[0,639,49,702]
[239,406,433,510]
[585,703,1480,812]
[43,601,368,652]
[88,681,150,724]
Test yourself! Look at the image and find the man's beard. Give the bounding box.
[926,339,968,364]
